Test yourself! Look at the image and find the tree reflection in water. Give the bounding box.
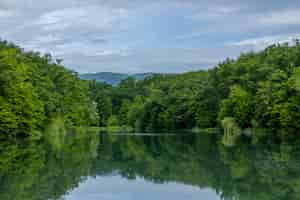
[0,128,299,200]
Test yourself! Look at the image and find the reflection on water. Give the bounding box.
[63,175,220,200]
[0,128,300,200]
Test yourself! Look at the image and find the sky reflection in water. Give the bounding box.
[64,175,220,200]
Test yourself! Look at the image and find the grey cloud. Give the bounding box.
[62,47,243,74]
[1,0,300,73]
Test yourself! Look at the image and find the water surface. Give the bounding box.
[0,130,299,200]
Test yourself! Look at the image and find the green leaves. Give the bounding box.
[1,39,299,139]
[0,40,97,138]
[218,85,253,128]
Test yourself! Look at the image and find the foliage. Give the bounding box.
[221,117,242,146]
[0,40,98,138]
[1,39,300,140]
[89,43,300,139]
[107,115,119,127]
[218,85,253,128]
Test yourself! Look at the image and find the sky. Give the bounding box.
[1,0,300,74]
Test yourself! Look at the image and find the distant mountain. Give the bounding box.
[80,72,158,85]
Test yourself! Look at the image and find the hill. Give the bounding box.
[80,72,158,85]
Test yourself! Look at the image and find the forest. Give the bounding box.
[0,40,98,139]
[0,39,300,141]
[89,41,300,139]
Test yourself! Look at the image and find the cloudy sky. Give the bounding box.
[1,0,300,73]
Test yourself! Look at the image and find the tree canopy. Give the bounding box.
[0,40,98,138]
[89,42,300,139]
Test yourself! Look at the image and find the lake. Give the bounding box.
[0,129,299,200]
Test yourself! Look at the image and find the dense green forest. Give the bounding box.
[89,42,300,139]
[0,39,300,141]
[0,40,98,139]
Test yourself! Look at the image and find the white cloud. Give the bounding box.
[0,10,14,18]
[226,34,300,49]
[36,8,86,25]
[34,6,131,31]
[258,9,300,26]
[94,49,131,57]
[215,6,241,14]
[34,35,62,44]
[190,5,241,21]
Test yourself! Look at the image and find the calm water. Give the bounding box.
[1,130,300,200]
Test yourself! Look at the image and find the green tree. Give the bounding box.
[218,85,253,128]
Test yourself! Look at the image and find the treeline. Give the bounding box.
[1,39,299,138]
[0,40,98,138]
[90,42,300,136]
